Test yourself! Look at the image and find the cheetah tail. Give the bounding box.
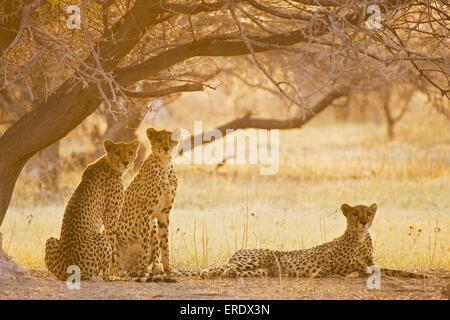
[133,272,177,283]
[381,268,428,279]
[171,269,202,277]
[172,266,229,279]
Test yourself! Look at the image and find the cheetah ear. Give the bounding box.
[370,203,377,213]
[171,128,182,142]
[146,128,158,140]
[129,140,140,152]
[341,203,351,216]
[104,139,115,152]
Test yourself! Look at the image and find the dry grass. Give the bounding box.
[1,112,449,273]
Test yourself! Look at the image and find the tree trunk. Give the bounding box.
[0,83,101,226]
[33,142,61,201]
[0,158,25,226]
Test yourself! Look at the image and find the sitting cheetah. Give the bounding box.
[44,140,138,281]
[185,203,425,279]
[113,128,178,278]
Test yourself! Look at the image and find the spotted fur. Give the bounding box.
[113,128,178,280]
[44,140,138,281]
[181,204,425,279]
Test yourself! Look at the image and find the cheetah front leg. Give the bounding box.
[157,208,172,273]
[102,190,124,244]
[101,228,121,279]
[158,166,178,274]
[102,190,124,278]
[130,218,176,283]
[149,218,164,274]
[132,217,154,277]
[97,234,114,281]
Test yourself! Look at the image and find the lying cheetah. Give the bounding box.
[184,204,425,279]
[44,140,138,280]
[113,128,178,278]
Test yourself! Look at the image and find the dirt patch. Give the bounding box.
[0,270,448,300]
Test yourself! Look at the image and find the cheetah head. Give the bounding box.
[146,128,179,157]
[104,139,139,174]
[341,203,377,232]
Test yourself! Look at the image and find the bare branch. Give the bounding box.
[116,27,328,85]
[0,0,42,57]
[121,83,206,98]
[245,0,314,21]
[159,1,225,14]
[179,89,346,155]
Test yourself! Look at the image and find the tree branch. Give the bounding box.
[121,83,205,98]
[245,0,314,21]
[179,89,346,155]
[159,1,225,14]
[116,26,329,86]
[0,0,42,57]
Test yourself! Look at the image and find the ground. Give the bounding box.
[0,108,449,300]
[0,270,448,300]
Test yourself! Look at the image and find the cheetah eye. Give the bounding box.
[115,151,120,156]
[129,151,134,156]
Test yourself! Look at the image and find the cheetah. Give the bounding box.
[113,128,178,278]
[184,203,425,279]
[44,140,139,281]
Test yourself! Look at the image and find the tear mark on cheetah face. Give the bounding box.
[341,203,377,232]
[146,128,179,157]
[104,139,139,174]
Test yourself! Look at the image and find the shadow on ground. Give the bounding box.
[0,270,448,300]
